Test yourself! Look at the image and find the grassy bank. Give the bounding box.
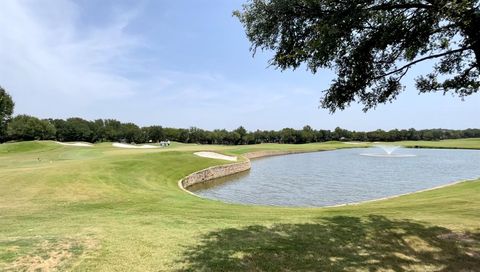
[400,138,480,149]
[0,140,479,271]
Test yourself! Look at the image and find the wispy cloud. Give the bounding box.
[0,0,143,113]
[0,0,295,121]
[0,0,322,129]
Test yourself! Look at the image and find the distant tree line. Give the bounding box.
[1,87,480,145]
[3,114,480,145]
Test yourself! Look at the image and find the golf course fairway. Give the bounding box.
[1,140,479,271]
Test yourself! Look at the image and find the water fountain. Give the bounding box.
[377,145,399,155]
[360,145,416,157]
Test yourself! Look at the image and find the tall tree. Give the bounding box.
[104,119,123,142]
[235,0,480,112]
[145,125,165,142]
[234,126,248,144]
[64,118,93,142]
[0,87,14,142]
[121,123,144,143]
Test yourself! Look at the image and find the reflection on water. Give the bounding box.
[188,170,251,191]
[189,147,480,207]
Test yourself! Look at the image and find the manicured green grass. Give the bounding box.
[0,140,479,271]
[399,138,480,149]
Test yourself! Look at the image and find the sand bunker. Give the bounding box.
[112,143,159,149]
[194,152,237,161]
[56,142,93,147]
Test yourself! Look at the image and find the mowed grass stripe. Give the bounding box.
[0,140,479,271]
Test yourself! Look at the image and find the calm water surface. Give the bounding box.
[189,148,480,207]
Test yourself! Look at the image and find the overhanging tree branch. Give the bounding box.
[375,47,471,79]
[236,0,480,111]
[368,3,434,11]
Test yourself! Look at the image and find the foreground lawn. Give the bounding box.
[0,140,479,271]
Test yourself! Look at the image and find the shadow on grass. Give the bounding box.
[178,215,480,271]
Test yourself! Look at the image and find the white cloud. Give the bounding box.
[0,0,293,123]
[0,0,143,116]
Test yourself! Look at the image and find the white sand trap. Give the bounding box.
[112,143,159,149]
[56,142,93,147]
[344,142,364,145]
[194,152,237,161]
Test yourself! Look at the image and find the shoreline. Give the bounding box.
[328,178,476,208]
[178,148,478,209]
[178,150,320,197]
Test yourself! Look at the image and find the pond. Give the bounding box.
[188,147,480,207]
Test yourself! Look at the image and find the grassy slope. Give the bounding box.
[0,140,479,271]
[399,138,480,149]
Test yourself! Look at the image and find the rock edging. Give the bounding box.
[179,160,251,191]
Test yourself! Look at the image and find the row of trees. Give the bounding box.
[2,86,480,145]
[4,114,480,144]
[6,116,156,143]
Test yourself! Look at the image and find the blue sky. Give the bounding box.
[0,0,478,131]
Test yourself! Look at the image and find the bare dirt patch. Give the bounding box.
[438,231,480,259]
[4,237,98,272]
[438,232,478,244]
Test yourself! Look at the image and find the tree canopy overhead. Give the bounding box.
[234,0,480,112]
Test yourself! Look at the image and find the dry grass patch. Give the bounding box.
[2,237,98,271]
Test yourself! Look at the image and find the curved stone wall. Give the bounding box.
[180,160,251,189]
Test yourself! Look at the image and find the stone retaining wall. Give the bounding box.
[180,160,251,189]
